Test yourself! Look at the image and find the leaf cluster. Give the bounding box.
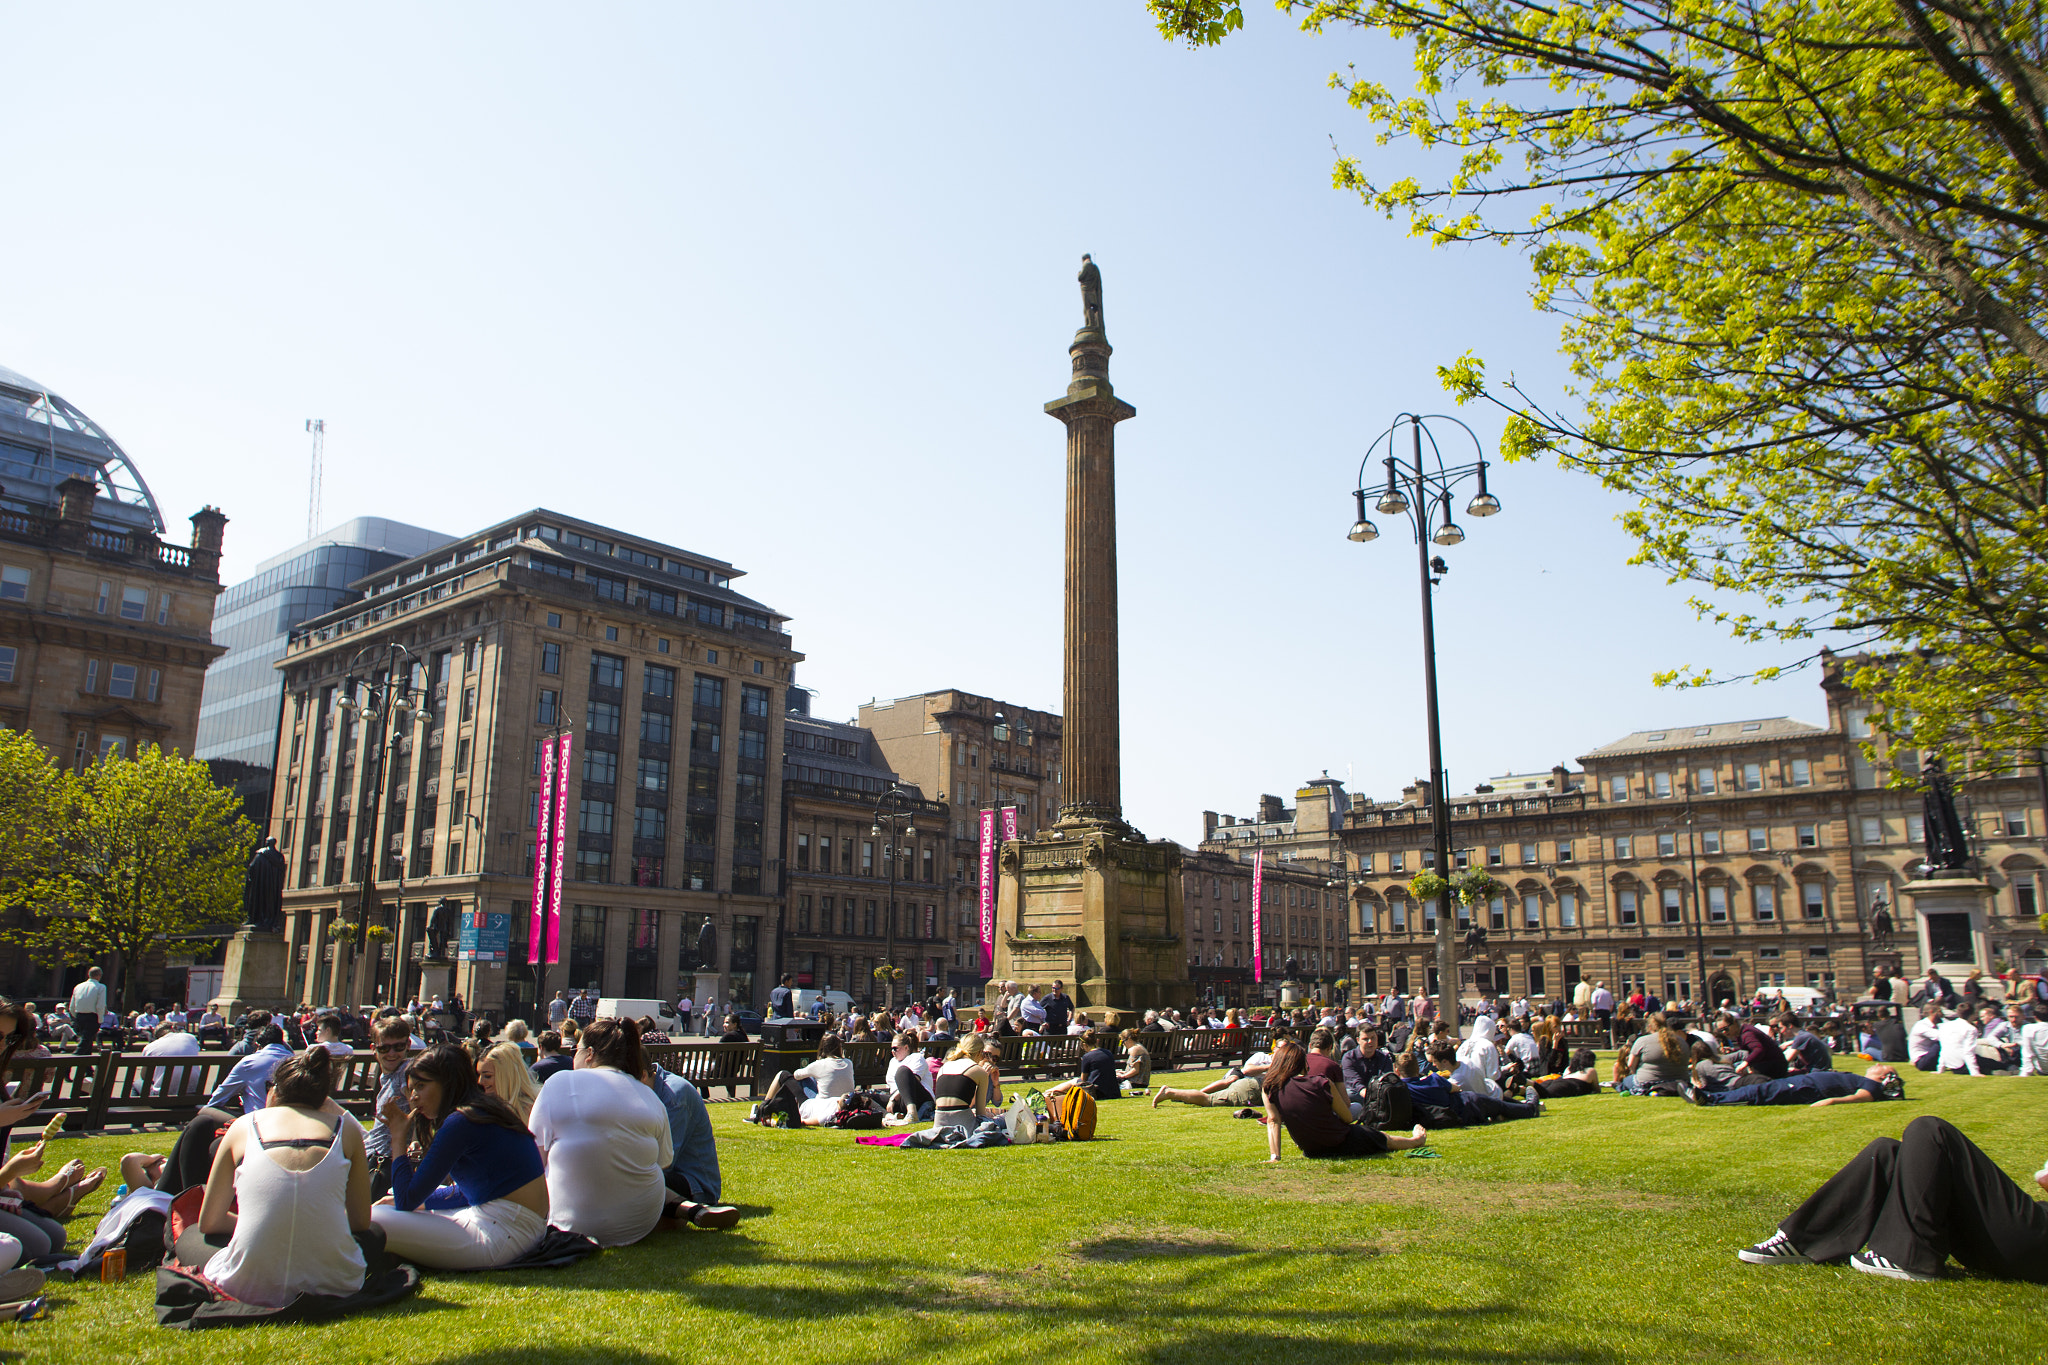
[0,739,257,977]
[1152,0,2048,758]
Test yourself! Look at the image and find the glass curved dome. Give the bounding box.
[0,363,164,532]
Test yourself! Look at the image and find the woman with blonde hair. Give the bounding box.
[478,1041,539,1124]
[932,1033,996,1132]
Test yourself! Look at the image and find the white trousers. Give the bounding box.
[371,1197,545,1270]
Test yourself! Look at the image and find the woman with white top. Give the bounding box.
[185,1046,374,1306]
[750,1033,856,1126]
[528,1018,671,1247]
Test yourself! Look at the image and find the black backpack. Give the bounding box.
[1362,1071,1412,1130]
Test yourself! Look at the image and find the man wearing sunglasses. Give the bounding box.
[363,1017,415,1198]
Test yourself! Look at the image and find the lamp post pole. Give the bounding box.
[874,784,916,1014]
[335,642,432,1008]
[1348,413,1502,1037]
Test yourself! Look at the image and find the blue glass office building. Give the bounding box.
[196,518,452,771]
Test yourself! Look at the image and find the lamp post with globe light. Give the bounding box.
[1347,413,1502,1034]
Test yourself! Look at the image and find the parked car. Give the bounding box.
[725,1008,764,1036]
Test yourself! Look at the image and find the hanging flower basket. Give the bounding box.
[365,926,393,941]
[1454,870,1504,906]
[326,921,358,940]
[1408,872,1450,904]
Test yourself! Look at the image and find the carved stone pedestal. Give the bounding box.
[216,928,289,1018]
[1901,870,1995,976]
[995,824,1189,1026]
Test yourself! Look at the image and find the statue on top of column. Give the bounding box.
[1079,254,1103,331]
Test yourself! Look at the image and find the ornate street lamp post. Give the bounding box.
[1347,413,1502,1034]
[872,784,918,1014]
[333,643,434,1007]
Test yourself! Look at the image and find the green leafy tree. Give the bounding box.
[1153,1,2048,761]
[8,744,254,1001]
[0,730,62,915]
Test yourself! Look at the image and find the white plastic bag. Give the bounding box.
[1004,1093,1037,1144]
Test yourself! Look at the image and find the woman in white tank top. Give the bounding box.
[190,1046,374,1306]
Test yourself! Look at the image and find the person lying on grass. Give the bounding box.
[1737,1115,2047,1283]
[1261,1039,1428,1162]
[1151,1050,1272,1112]
[1685,1064,1904,1108]
[1529,1048,1602,1101]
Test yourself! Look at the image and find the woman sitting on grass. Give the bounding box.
[184,1046,375,1306]
[1261,1038,1428,1161]
[530,1017,672,1247]
[931,1034,998,1132]
[1117,1029,1153,1095]
[750,1032,856,1127]
[478,1041,540,1124]
[371,1044,549,1269]
[1613,1013,1692,1096]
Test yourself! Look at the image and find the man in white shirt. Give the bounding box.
[676,995,694,1034]
[164,1005,188,1032]
[68,967,108,1053]
[1935,1010,1983,1076]
[2017,1005,2048,1076]
[134,1004,161,1032]
[141,1022,203,1096]
[1590,982,1616,1022]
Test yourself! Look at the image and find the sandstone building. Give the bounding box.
[778,701,949,1002]
[0,364,230,1000]
[268,510,800,1015]
[859,688,1063,999]
[1334,660,2047,1004]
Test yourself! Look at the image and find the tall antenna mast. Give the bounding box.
[305,418,325,538]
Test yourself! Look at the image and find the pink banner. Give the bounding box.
[545,733,571,965]
[1000,805,1018,842]
[1251,850,1264,983]
[528,739,557,965]
[978,808,996,977]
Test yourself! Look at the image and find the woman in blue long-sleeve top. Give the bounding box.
[370,1044,550,1268]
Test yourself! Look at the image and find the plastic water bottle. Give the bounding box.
[113,1183,128,1199]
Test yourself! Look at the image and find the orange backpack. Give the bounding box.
[1052,1086,1097,1141]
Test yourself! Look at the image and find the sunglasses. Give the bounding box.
[375,1043,410,1054]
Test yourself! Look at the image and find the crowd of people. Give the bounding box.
[0,998,737,1310]
[6,964,2048,1308]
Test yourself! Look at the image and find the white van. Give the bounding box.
[596,998,682,1034]
[793,989,854,1018]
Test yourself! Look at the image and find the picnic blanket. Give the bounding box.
[154,1263,422,1329]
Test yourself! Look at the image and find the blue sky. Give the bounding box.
[0,3,1822,842]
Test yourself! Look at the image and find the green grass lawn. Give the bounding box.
[15,1065,2048,1364]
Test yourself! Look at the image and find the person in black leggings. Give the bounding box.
[1738,1116,2048,1281]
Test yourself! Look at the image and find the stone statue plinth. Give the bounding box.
[216,928,289,1018]
[996,827,1190,1027]
[1900,870,1995,975]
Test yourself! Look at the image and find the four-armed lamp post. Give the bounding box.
[1347,413,1502,1034]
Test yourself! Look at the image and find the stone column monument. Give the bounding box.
[992,256,1188,1023]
